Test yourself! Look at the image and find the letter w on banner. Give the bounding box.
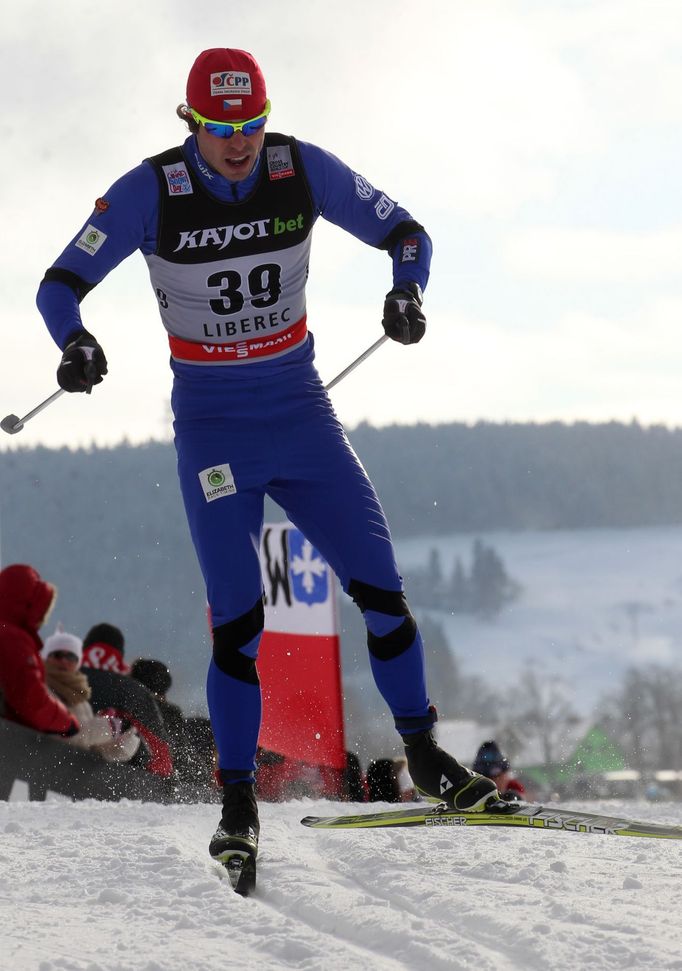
[258,523,346,771]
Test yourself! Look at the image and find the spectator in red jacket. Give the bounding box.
[0,564,79,736]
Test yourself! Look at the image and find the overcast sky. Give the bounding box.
[2,0,681,450]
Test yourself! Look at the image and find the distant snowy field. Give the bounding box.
[396,525,682,712]
[2,798,682,971]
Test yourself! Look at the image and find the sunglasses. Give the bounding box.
[49,650,79,663]
[189,100,271,138]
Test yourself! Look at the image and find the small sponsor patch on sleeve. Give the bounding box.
[267,145,295,180]
[400,237,420,262]
[353,173,375,200]
[75,224,108,255]
[94,197,109,213]
[162,161,193,195]
[374,194,395,220]
[199,463,236,502]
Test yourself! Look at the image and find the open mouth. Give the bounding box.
[225,155,249,169]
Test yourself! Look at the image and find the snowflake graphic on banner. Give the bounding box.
[287,530,328,604]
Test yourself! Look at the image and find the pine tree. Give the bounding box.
[425,547,444,608]
[469,539,521,619]
[448,556,469,612]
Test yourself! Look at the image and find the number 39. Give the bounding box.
[207,263,282,315]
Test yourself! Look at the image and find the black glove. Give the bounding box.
[382,283,426,345]
[57,331,108,393]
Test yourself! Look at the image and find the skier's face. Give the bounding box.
[196,124,266,182]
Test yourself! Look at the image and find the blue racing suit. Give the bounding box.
[37,132,437,780]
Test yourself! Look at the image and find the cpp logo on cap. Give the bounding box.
[210,71,252,96]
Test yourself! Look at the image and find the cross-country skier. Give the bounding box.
[36,47,499,889]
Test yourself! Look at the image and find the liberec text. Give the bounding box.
[202,307,291,338]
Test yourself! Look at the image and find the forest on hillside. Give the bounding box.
[3,418,682,542]
[349,419,682,535]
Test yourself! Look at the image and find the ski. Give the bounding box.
[211,832,258,896]
[301,800,682,840]
[215,846,257,896]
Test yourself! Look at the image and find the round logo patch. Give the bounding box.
[207,469,226,487]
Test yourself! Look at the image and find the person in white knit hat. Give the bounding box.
[43,624,140,763]
[41,625,83,667]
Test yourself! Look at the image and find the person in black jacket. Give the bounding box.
[130,658,204,797]
[473,740,526,801]
[84,666,173,779]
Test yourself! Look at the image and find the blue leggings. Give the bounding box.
[172,359,432,775]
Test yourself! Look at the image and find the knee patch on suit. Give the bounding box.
[212,597,264,685]
[348,578,417,661]
[348,578,409,616]
[367,615,418,661]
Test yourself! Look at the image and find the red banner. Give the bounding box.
[257,524,346,770]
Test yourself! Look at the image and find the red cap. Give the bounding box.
[186,48,267,122]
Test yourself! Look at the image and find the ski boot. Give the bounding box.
[404,729,499,811]
[209,781,260,896]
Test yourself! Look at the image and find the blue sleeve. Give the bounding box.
[36,162,159,349]
[297,140,432,292]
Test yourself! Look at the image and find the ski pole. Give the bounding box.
[324,334,389,391]
[1,389,66,436]
[1,340,388,434]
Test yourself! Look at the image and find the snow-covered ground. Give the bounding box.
[2,797,681,971]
